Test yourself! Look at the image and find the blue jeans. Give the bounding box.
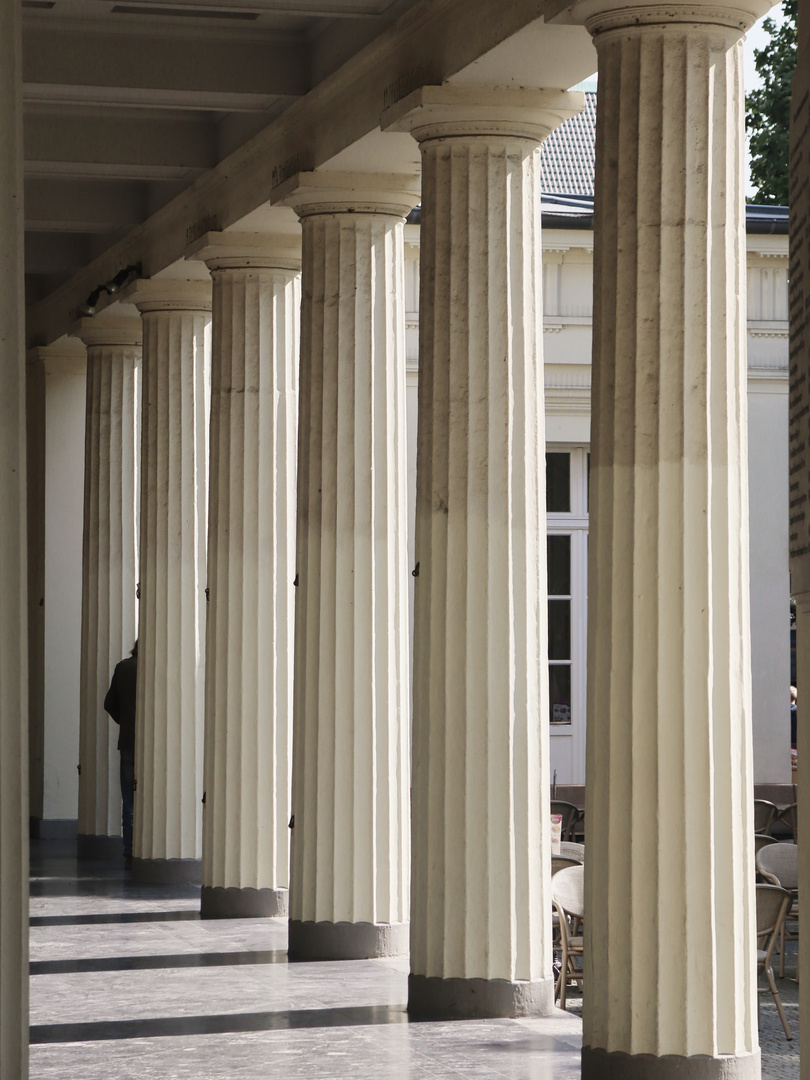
[120,748,135,858]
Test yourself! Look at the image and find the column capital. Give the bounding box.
[69,316,143,349]
[382,85,583,145]
[272,170,420,220]
[545,0,772,35]
[185,231,302,273]
[27,340,87,375]
[121,278,212,315]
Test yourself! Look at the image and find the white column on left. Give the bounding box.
[72,318,142,860]
[276,172,418,960]
[125,279,212,883]
[0,0,28,1073]
[187,231,301,918]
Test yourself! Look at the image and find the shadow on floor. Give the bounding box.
[30,1003,409,1044]
[31,910,200,927]
[31,949,289,975]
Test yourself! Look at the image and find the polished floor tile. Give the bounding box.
[28,840,797,1079]
[28,841,581,1079]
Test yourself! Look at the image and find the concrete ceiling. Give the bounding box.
[22,0,418,302]
[24,0,598,345]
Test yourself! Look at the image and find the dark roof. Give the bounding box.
[540,92,597,197]
[539,196,789,235]
[746,204,790,234]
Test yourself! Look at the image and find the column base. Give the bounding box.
[131,857,202,885]
[201,885,288,919]
[288,919,408,961]
[408,972,555,1019]
[581,1047,762,1080]
[77,833,123,860]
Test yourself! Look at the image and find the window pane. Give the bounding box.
[546,452,570,512]
[548,599,571,660]
[549,665,572,724]
[547,535,571,596]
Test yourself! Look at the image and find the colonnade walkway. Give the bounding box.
[27,838,798,1079]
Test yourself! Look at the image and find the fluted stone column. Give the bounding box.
[187,232,301,918]
[275,172,418,959]
[73,318,142,860]
[0,0,28,1073]
[383,86,582,1018]
[556,0,771,1075]
[125,279,211,883]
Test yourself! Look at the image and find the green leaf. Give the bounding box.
[745,0,797,205]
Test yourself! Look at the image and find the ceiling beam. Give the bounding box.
[89,0,397,15]
[23,110,217,179]
[25,233,95,276]
[22,22,310,108]
[25,178,146,232]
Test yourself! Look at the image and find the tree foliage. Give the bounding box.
[746,0,798,205]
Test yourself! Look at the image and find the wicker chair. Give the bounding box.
[756,884,793,1040]
[778,802,798,844]
[757,843,799,978]
[754,799,779,836]
[755,835,779,882]
[755,834,779,857]
[559,841,585,863]
[551,864,584,1010]
[552,855,581,877]
[551,801,580,843]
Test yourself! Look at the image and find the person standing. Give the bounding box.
[104,641,138,868]
[791,685,798,752]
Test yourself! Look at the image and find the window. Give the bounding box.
[546,447,589,783]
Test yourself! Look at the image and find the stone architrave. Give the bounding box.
[273,171,419,960]
[186,232,301,918]
[545,0,772,1074]
[124,279,212,884]
[383,86,583,1019]
[0,0,28,1074]
[72,318,142,860]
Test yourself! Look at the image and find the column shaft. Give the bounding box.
[128,282,211,883]
[0,0,28,1073]
[280,174,416,960]
[75,324,141,858]
[581,13,764,1078]
[382,87,581,1019]
[196,237,300,918]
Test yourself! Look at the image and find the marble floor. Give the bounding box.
[28,839,798,1079]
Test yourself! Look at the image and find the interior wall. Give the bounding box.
[27,354,46,823]
[748,377,791,783]
[42,346,86,824]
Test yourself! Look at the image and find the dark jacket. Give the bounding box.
[104,655,137,753]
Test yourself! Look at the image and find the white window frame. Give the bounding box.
[547,444,589,785]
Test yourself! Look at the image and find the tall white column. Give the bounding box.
[187,232,301,918]
[383,87,581,1017]
[560,1,770,1075]
[72,319,141,860]
[0,0,28,1073]
[125,280,211,883]
[276,172,418,959]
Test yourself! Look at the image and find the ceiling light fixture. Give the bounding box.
[79,263,142,317]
